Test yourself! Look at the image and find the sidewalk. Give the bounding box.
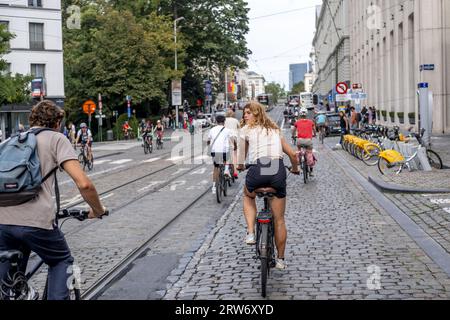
[163,147,450,300]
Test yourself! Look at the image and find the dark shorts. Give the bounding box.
[211,152,230,168]
[246,158,287,199]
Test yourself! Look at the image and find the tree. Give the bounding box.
[265,82,285,105]
[290,81,305,95]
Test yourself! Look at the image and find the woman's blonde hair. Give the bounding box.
[240,101,280,133]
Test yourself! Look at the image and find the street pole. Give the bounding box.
[174,17,184,130]
[225,68,228,108]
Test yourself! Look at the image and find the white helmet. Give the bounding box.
[299,108,308,116]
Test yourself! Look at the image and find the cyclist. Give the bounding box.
[122,121,130,140]
[315,111,328,139]
[154,120,164,147]
[225,109,240,180]
[207,115,232,195]
[293,108,316,175]
[0,100,107,300]
[76,123,93,163]
[141,120,153,148]
[237,102,299,270]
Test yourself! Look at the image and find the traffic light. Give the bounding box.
[313,94,319,105]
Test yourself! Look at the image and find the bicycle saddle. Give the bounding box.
[0,250,23,263]
[255,187,277,198]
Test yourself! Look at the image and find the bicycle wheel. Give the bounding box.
[259,224,269,298]
[223,174,228,197]
[378,158,403,176]
[362,145,381,166]
[302,161,308,184]
[78,153,84,166]
[88,156,94,171]
[216,177,222,204]
[144,142,149,154]
[427,149,443,170]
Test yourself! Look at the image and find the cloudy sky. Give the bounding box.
[246,0,322,89]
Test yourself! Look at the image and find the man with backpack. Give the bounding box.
[0,100,107,300]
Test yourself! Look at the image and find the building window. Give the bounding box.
[31,64,45,79]
[28,0,42,7]
[29,23,44,50]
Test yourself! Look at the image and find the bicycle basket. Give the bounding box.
[379,150,405,163]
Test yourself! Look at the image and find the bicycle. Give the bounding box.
[253,166,295,298]
[297,144,314,184]
[318,125,326,145]
[142,134,153,155]
[156,135,164,150]
[377,129,443,175]
[78,143,94,171]
[215,163,228,204]
[0,209,109,300]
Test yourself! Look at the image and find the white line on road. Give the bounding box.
[59,166,126,186]
[443,208,450,214]
[100,193,114,201]
[142,158,161,163]
[138,181,164,193]
[93,160,112,165]
[110,159,133,165]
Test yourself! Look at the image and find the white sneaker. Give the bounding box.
[275,258,287,270]
[245,233,256,245]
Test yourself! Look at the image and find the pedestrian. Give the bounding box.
[338,110,350,147]
[372,106,377,124]
[350,107,358,132]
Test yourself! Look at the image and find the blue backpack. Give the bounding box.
[0,128,58,207]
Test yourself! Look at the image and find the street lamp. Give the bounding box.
[174,17,185,130]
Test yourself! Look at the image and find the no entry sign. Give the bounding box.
[336,82,349,95]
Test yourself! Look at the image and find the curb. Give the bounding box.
[368,175,450,194]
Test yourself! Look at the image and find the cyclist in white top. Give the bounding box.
[225,109,240,180]
[237,102,299,270]
[207,115,232,195]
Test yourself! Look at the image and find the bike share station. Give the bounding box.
[379,83,433,172]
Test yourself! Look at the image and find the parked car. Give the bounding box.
[325,113,342,136]
[196,114,211,128]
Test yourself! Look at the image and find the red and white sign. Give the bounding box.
[336,82,349,94]
[352,83,362,90]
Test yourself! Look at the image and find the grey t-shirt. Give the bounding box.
[0,129,78,230]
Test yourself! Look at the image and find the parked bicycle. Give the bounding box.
[0,209,109,300]
[78,143,94,171]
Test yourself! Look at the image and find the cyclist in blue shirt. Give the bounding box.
[315,111,328,137]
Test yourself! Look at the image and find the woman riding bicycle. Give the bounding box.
[141,120,153,146]
[237,102,299,270]
[155,120,164,144]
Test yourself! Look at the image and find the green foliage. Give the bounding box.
[290,81,305,95]
[265,82,285,104]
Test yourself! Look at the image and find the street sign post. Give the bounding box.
[126,95,131,119]
[336,82,349,95]
[83,100,96,129]
[172,80,182,129]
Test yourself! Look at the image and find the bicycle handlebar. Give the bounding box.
[57,209,110,221]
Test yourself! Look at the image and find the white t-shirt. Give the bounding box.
[77,129,92,141]
[208,125,231,153]
[225,117,240,138]
[241,125,283,164]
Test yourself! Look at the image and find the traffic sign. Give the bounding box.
[172,80,182,106]
[83,100,96,115]
[420,64,435,72]
[336,82,349,95]
[95,115,106,118]
[336,94,351,102]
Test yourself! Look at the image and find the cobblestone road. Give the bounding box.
[164,136,450,300]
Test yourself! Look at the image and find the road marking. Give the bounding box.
[430,199,450,205]
[444,208,450,214]
[93,160,112,165]
[60,195,82,206]
[142,158,160,163]
[138,181,163,193]
[110,159,132,165]
[100,193,114,201]
[59,166,126,185]
[190,167,207,175]
[172,168,190,176]
[170,180,186,191]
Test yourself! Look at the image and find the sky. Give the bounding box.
[245,0,322,89]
